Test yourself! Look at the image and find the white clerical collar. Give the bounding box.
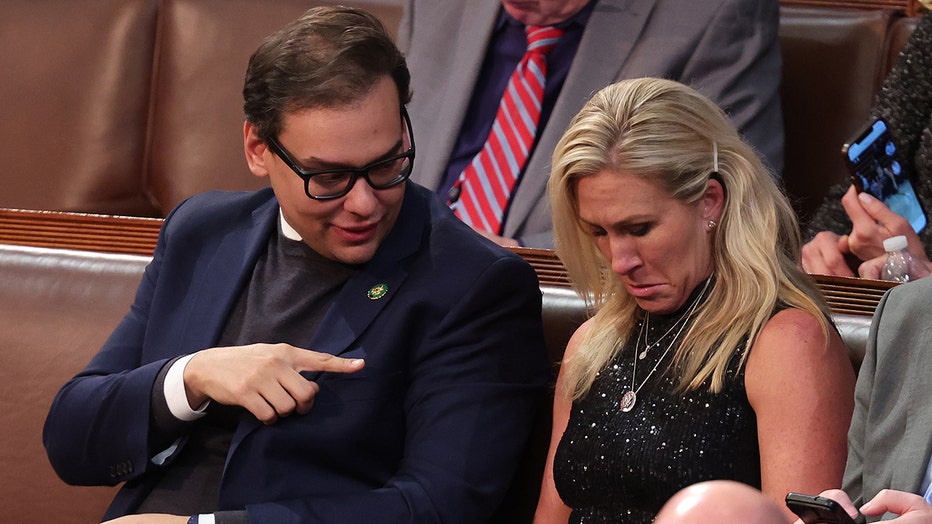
[279,209,302,241]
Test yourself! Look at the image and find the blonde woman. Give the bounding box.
[534,78,855,523]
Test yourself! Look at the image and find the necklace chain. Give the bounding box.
[638,306,687,359]
[620,276,713,413]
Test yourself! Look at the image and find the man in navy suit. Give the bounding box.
[43,6,548,523]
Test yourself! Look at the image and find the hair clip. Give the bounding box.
[713,141,719,173]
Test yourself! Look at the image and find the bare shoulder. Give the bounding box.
[751,307,839,361]
[746,307,853,403]
[563,318,595,363]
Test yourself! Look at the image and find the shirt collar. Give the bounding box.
[280,208,302,241]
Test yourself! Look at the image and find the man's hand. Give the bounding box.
[802,231,855,277]
[861,489,932,523]
[184,344,364,424]
[842,186,918,261]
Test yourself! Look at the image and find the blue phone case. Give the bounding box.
[843,118,927,234]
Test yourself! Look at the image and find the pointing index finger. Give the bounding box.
[291,348,366,374]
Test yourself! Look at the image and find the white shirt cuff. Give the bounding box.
[165,353,209,421]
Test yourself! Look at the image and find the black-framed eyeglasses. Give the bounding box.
[265,107,416,200]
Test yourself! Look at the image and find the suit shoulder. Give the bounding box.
[162,188,276,236]
[428,223,538,289]
[878,277,932,318]
[422,196,523,263]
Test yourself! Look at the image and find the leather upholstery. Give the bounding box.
[146,0,401,214]
[885,15,921,74]
[779,7,899,223]
[0,0,160,215]
[0,2,918,223]
[0,245,148,521]
[0,241,873,521]
[0,0,402,217]
[0,2,906,520]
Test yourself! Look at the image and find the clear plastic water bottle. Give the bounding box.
[881,235,914,283]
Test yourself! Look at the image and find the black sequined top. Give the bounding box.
[552,288,761,523]
[805,11,932,254]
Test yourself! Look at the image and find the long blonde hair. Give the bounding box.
[549,78,831,399]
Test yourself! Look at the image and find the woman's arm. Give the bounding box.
[533,320,594,524]
[745,308,856,522]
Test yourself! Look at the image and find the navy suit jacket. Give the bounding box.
[44,184,549,523]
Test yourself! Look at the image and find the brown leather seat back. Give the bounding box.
[0,245,148,521]
[779,6,896,224]
[145,0,403,215]
[884,15,920,75]
[0,0,160,216]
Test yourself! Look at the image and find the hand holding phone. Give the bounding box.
[786,492,862,524]
[842,118,927,234]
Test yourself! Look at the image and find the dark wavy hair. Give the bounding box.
[243,5,411,141]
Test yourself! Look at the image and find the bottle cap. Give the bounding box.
[883,235,908,252]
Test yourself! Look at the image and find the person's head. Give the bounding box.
[243,6,410,141]
[501,0,591,26]
[654,481,788,524]
[550,78,829,397]
[551,77,758,314]
[242,6,413,265]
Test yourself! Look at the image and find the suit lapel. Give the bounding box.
[412,1,500,191]
[306,258,410,357]
[177,197,278,351]
[506,0,656,235]
[228,185,429,455]
[308,184,426,356]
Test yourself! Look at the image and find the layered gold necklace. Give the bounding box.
[619,276,712,413]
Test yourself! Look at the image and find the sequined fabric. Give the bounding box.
[552,295,761,523]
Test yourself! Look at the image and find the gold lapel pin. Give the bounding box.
[367,283,388,300]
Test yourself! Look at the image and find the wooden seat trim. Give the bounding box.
[0,208,897,316]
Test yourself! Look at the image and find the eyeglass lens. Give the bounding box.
[306,153,412,198]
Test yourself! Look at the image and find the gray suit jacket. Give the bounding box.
[844,277,932,521]
[398,0,783,247]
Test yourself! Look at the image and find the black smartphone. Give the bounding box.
[785,492,860,524]
[842,117,926,233]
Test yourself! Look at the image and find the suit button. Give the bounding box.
[110,461,133,477]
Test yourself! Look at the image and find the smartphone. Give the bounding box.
[785,492,860,524]
[842,118,927,233]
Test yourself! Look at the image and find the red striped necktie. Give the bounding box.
[451,25,564,235]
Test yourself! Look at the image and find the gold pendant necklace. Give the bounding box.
[637,308,689,360]
[620,276,712,413]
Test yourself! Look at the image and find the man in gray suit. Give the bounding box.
[397,0,783,248]
[817,276,932,522]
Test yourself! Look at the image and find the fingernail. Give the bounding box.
[350,359,364,366]
[859,192,874,203]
